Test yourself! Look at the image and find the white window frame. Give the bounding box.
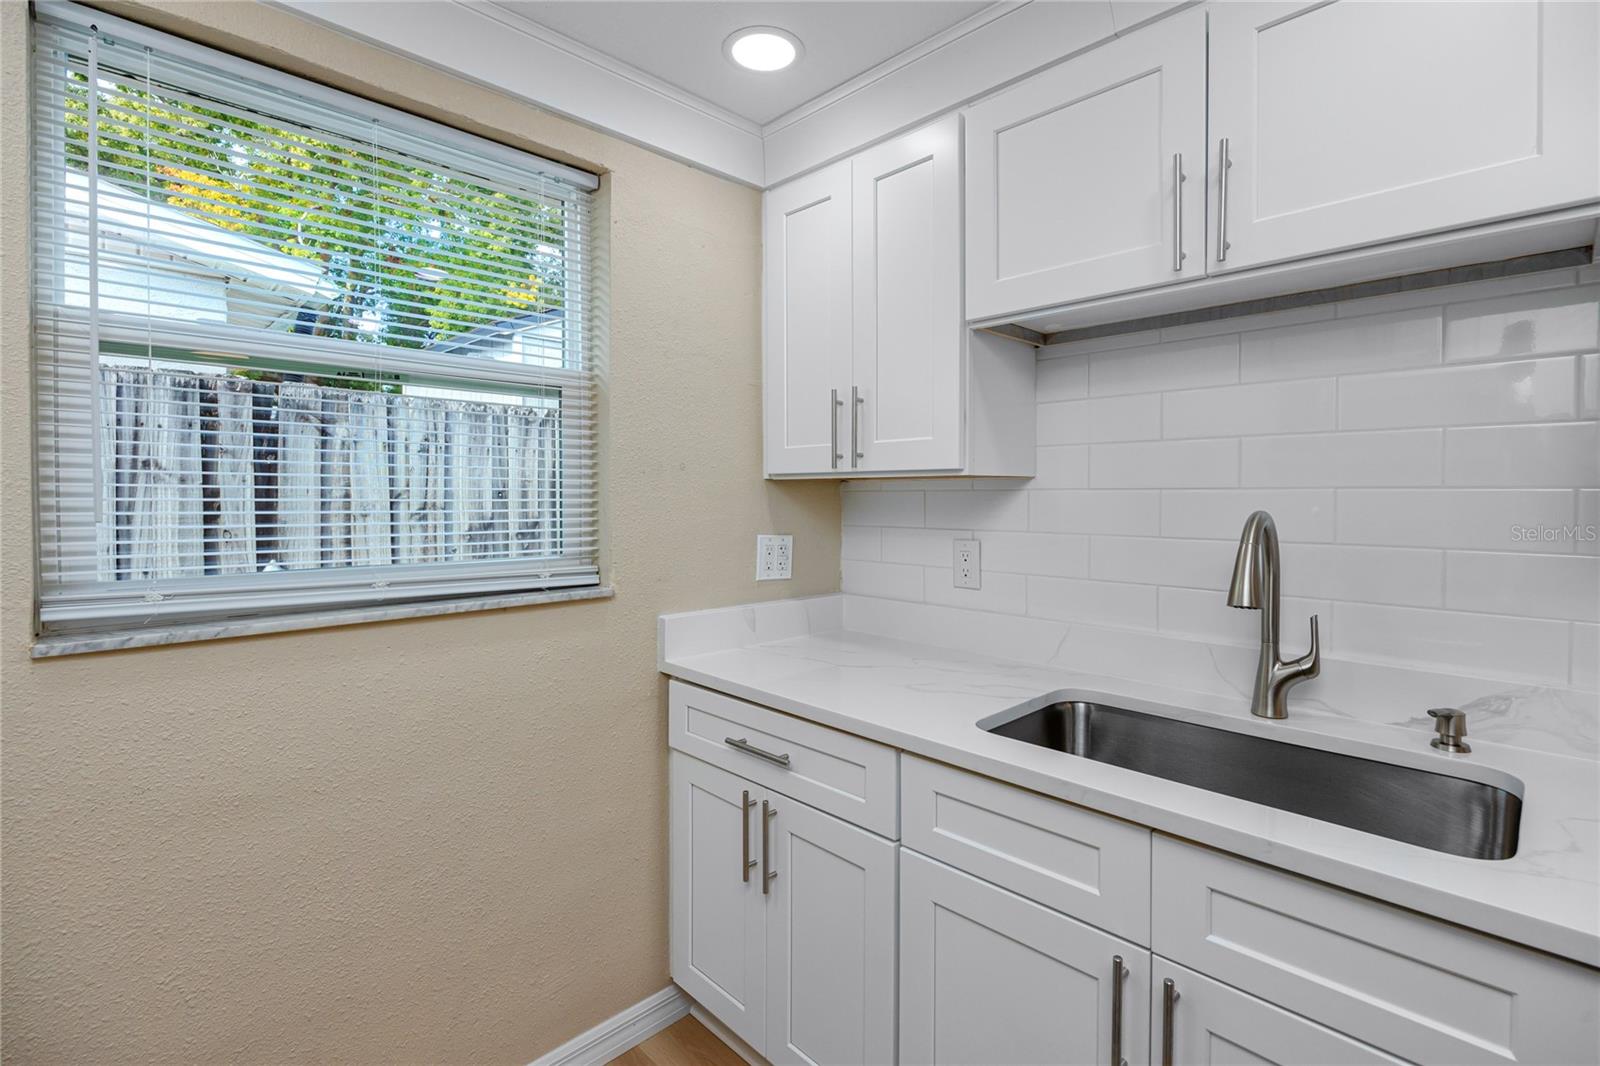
[31,2,605,636]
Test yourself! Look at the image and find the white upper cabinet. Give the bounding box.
[1208,0,1600,274]
[851,116,963,472]
[764,160,852,476]
[964,7,1207,320]
[764,116,1034,478]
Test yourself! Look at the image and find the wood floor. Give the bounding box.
[608,1015,745,1066]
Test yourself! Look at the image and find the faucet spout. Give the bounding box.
[1227,510,1320,718]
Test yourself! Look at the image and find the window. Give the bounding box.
[31,5,602,635]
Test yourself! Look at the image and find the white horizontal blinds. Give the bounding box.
[32,11,601,631]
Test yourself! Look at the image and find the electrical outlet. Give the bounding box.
[756,534,793,581]
[953,539,981,590]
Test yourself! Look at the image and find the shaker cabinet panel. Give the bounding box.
[964,6,1207,320]
[764,797,897,1066]
[1152,958,1407,1066]
[764,160,853,476]
[669,754,769,1054]
[1207,0,1600,273]
[899,849,1150,1066]
[851,114,963,473]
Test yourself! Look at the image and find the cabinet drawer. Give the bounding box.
[902,755,1150,944]
[669,681,898,838]
[1152,836,1600,1065]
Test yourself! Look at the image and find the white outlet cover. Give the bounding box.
[756,534,793,581]
[953,539,981,590]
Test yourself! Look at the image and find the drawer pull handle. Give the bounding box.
[830,389,843,469]
[1110,954,1127,1066]
[1161,977,1179,1066]
[762,800,778,895]
[740,789,757,883]
[725,736,791,767]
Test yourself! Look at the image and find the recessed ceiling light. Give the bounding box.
[724,27,801,72]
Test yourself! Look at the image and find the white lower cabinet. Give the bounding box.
[899,849,1150,1066]
[669,751,896,1063]
[1153,958,1404,1066]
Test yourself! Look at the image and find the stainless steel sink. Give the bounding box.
[985,700,1522,860]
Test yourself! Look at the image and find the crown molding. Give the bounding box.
[760,2,1023,138]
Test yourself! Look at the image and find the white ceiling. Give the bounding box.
[495,2,992,127]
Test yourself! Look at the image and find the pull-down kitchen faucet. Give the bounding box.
[1228,510,1320,719]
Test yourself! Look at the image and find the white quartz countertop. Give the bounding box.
[660,602,1600,968]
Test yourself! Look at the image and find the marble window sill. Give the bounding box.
[31,586,614,659]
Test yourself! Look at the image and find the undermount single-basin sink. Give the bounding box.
[985,700,1522,860]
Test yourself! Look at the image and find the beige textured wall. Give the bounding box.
[0,3,840,1061]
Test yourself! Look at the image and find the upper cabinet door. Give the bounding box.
[964,7,1207,321]
[1208,0,1600,274]
[669,754,768,1055]
[851,115,963,473]
[764,797,897,1066]
[764,160,852,476]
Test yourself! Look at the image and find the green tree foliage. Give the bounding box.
[63,54,570,353]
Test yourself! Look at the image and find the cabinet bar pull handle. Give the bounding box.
[724,736,791,767]
[1172,153,1186,272]
[1161,977,1179,1066]
[740,790,757,883]
[851,385,864,468]
[1217,137,1232,263]
[761,800,777,895]
[830,389,843,469]
[1110,954,1127,1066]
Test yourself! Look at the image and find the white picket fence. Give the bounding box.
[97,366,563,582]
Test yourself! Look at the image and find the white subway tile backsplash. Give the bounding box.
[1337,489,1576,552]
[1160,489,1334,542]
[1034,445,1090,489]
[1241,307,1440,382]
[882,528,971,567]
[1338,356,1577,429]
[1444,285,1600,363]
[925,569,1028,614]
[926,489,1028,531]
[1035,353,1089,402]
[1573,624,1599,690]
[1089,536,1237,589]
[1280,543,1445,607]
[1030,490,1161,535]
[1090,439,1239,488]
[1330,602,1571,684]
[1582,353,1598,418]
[1445,552,1599,623]
[840,274,1596,689]
[841,559,924,601]
[981,531,1090,578]
[1579,491,1599,557]
[1241,429,1442,487]
[1444,422,1600,488]
[1157,586,1329,648]
[1088,337,1239,396]
[1162,378,1336,439]
[1028,576,1158,629]
[842,490,925,527]
[841,525,882,562]
[1037,395,1162,445]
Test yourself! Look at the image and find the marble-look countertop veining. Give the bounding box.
[659,595,1600,969]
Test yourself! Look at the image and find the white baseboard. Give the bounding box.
[529,985,690,1066]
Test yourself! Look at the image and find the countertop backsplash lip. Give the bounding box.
[658,593,1600,969]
